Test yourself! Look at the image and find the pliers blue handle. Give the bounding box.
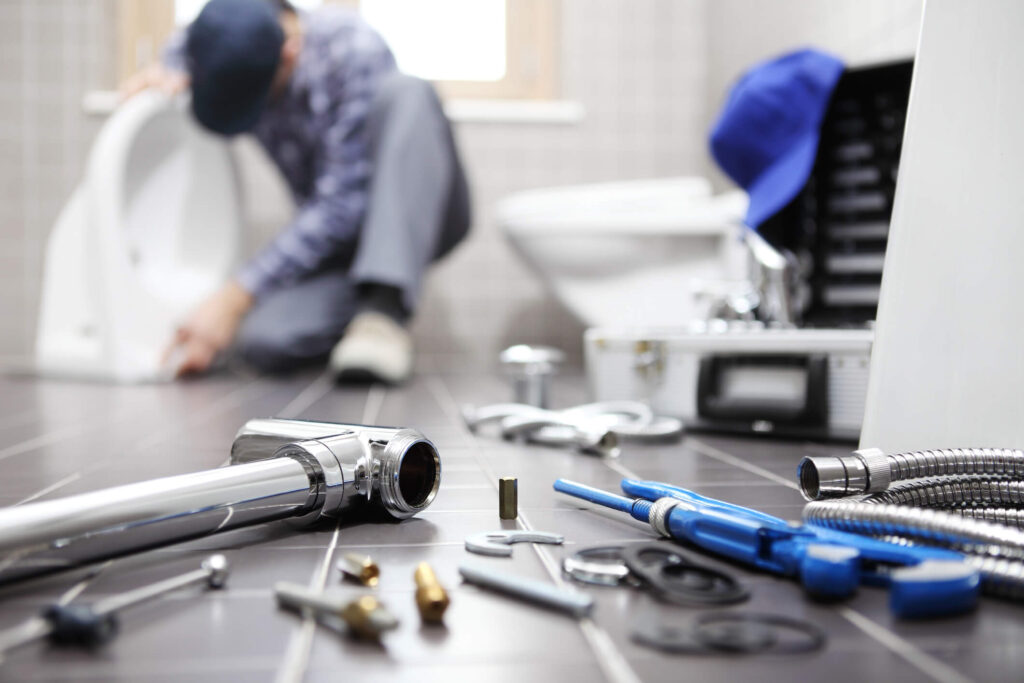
[554,478,980,618]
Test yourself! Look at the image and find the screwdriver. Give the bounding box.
[0,554,229,658]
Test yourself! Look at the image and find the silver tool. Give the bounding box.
[0,418,440,585]
[275,582,398,640]
[464,400,683,457]
[459,564,594,618]
[464,530,564,557]
[0,554,229,656]
[561,546,634,587]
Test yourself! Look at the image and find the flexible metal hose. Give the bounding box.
[798,447,1024,500]
[798,446,1024,599]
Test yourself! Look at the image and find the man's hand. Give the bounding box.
[166,282,254,377]
[120,64,190,101]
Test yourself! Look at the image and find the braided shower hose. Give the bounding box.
[798,447,1024,600]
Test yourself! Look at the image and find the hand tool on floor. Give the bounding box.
[0,554,229,657]
[464,530,564,557]
[458,564,594,618]
[413,562,450,623]
[554,478,981,618]
[275,582,398,640]
[0,418,440,585]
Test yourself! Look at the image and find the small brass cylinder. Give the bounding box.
[339,595,399,640]
[499,477,518,520]
[337,552,380,587]
[414,562,450,623]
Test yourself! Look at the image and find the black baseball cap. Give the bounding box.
[186,0,285,135]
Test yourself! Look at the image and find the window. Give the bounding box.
[120,0,557,100]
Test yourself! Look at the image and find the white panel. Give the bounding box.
[861,0,1024,451]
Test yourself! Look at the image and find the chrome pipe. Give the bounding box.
[0,419,440,585]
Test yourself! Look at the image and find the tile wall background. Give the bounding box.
[0,0,923,372]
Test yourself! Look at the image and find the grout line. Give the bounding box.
[13,472,81,506]
[612,435,967,683]
[277,372,335,419]
[426,375,642,683]
[837,607,973,683]
[686,437,799,490]
[0,427,86,464]
[275,381,386,683]
[135,380,269,451]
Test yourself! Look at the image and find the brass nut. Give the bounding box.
[339,595,398,640]
[337,552,380,587]
[499,477,518,520]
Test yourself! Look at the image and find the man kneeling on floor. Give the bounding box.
[124,0,471,383]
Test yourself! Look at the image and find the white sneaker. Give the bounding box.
[329,311,413,384]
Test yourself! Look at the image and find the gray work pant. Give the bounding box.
[235,74,471,372]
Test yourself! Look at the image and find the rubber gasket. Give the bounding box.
[622,543,749,606]
[631,612,826,656]
[562,545,637,587]
[693,612,827,655]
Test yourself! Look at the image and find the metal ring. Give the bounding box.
[562,546,634,586]
[622,543,749,606]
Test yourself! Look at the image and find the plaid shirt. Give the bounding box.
[166,8,397,298]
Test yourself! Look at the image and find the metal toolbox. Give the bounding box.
[584,325,872,441]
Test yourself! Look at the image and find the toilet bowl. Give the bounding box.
[35,91,243,382]
[496,177,750,328]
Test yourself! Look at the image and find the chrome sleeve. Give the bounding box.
[0,458,316,584]
[798,447,1024,500]
[0,419,442,585]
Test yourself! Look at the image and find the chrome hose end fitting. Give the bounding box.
[797,447,890,501]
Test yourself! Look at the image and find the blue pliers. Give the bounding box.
[554,478,980,618]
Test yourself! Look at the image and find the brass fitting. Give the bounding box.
[340,595,399,640]
[414,562,450,623]
[338,553,380,587]
[499,477,518,520]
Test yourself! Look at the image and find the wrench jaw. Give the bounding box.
[464,531,565,557]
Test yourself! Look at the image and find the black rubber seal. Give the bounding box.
[693,612,827,654]
[631,611,826,656]
[622,543,749,606]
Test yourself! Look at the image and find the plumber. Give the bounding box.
[122,0,470,383]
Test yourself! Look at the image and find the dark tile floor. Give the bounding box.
[0,369,1016,682]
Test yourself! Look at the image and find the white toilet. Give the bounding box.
[496,177,750,328]
[35,91,243,382]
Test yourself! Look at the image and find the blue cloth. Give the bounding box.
[709,48,845,229]
[166,7,397,298]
